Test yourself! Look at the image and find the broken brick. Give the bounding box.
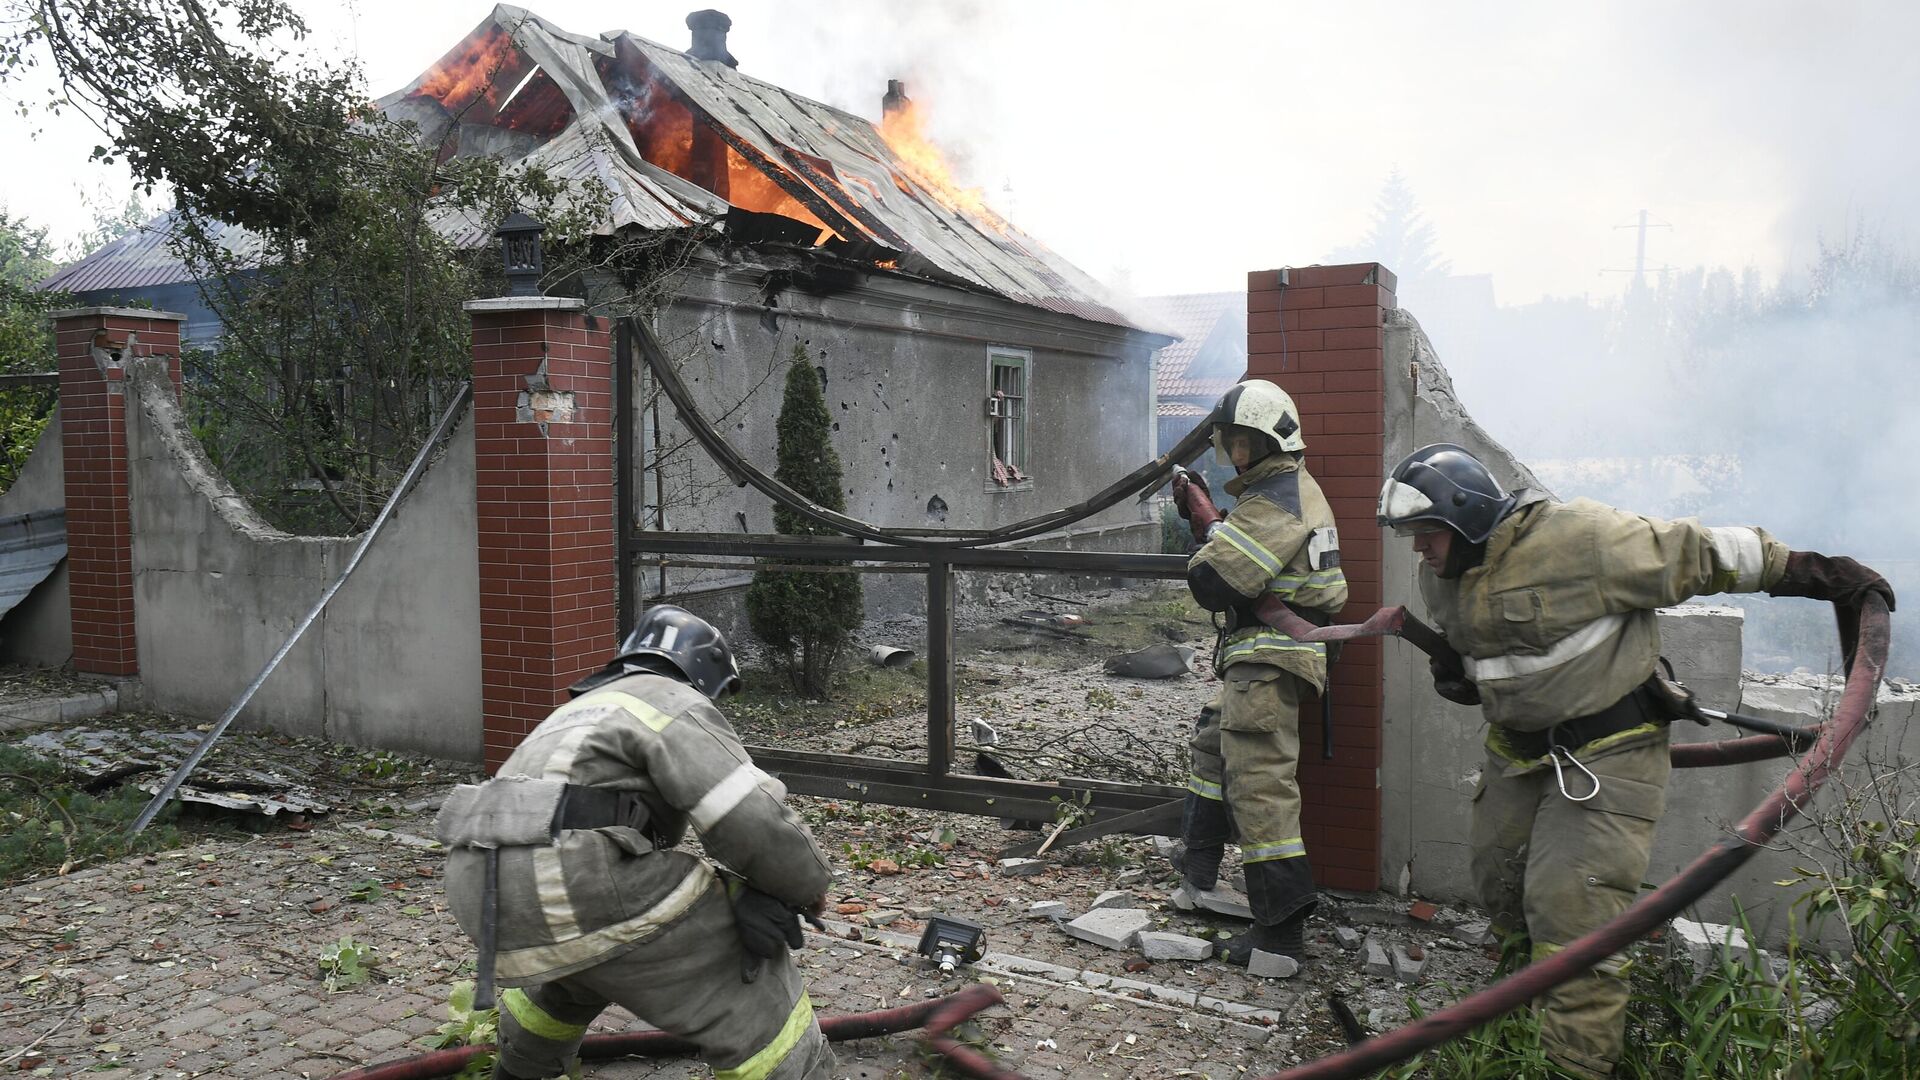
[1409,900,1439,922]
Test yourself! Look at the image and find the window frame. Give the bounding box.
[985,347,1033,492]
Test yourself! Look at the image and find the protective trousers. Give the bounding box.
[1185,663,1317,926]
[491,880,833,1080]
[1469,733,1670,1080]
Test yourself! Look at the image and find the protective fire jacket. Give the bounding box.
[438,672,833,986]
[1420,493,1789,737]
[1188,453,1349,689]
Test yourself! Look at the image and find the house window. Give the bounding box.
[987,350,1030,488]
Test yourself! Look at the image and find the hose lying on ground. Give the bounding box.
[327,984,1008,1080]
[333,598,1890,1080]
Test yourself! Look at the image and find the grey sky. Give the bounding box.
[4,1,1916,304]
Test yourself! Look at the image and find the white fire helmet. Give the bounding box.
[1210,380,1306,465]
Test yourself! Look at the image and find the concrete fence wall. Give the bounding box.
[0,409,72,667]
[122,358,482,762]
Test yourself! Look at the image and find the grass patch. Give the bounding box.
[953,584,1214,672]
[0,742,206,886]
[730,658,933,739]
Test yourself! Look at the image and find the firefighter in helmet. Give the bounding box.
[1378,442,1894,1078]
[1170,379,1348,966]
[437,606,835,1080]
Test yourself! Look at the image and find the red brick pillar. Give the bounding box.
[54,307,186,676]
[1246,263,1396,892]
[467,297,618,770]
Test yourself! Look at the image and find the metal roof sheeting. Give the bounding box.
[0,509,66,625]
[45,5,1156,338]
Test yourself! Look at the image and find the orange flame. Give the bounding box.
[417,25,520,114]
[878,99,1002,230]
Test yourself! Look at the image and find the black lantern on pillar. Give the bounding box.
[496,212,545,297]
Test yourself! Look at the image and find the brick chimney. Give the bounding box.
[883,79,911,120]
[686,10,737,67]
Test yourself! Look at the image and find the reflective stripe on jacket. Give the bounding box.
[1420,495,1788,731]
[1189,454,1349,688]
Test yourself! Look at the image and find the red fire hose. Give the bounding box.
[327,985,1007,1080]
[336,599,1888,1080]
[1255,595,1892,1080]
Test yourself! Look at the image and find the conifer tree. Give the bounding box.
[745,346,863,695]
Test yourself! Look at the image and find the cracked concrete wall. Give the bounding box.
[1375,311,1904,945]
[124,359,481,761]
[0,408,72,667]
[625,261,1160,619]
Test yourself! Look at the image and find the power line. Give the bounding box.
[1601,209,1674,289]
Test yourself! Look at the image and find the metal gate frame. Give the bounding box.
[613,324,1192,852]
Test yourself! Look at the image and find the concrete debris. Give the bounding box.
[996,857,1046,877]
[1333,926,1365,951]
[1090,889,1137,910]
[1346,904,1411,928]
[969,718,999,746]
[1449,919,1494,946]
[1102,643,1196,679]
[1137,932,1214,961]
[1362,936,1394,978]
[867,909,904,927]
[1062,907,1153,950]
[1391,943,1428,983]
[905,905,937,920]
[1152,835,1180,859]
[1026,901,1070,920]
[21,727,332,821]
[1668,917,1772,983]
[1248,950,1301,979]
[1116,868,1147,886]
[1169,882,1254,921]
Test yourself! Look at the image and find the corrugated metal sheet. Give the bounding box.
[45,5,1161,340]
[0,509,65,624]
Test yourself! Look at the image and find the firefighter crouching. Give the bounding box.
[436,606,836,1080]
[1377,442,1894,1079]
[1169,379,1348,966]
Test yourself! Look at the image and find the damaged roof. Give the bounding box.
[47,5,1156,336]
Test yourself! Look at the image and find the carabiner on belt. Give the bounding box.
[1546,734,1601,803]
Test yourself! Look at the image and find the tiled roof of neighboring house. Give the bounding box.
[1140,291,1246,400]
[45,5,1163,339]
[1156,401,1211,417]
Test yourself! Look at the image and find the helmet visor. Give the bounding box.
[1377,478,1441,535]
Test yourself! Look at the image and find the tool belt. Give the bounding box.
[1495,677,1664,761]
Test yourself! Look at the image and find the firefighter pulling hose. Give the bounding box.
[1167,380,1348,969]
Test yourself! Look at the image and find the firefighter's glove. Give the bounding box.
[1171,470,1211,521]
[734,886,805,967]
[1769,551,1896,613]
[1430,657,1481,707]
[1174,476,1225,543]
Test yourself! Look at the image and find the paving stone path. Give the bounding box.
[0,813,1318,1079]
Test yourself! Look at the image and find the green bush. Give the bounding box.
[745,346,863,697]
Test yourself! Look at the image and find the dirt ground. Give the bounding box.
[0,587,1501,1079]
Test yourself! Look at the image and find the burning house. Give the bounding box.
[44,5,1172,610]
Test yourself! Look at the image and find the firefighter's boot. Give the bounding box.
[1218,911,1307,966]
[1170,842,1224,892]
